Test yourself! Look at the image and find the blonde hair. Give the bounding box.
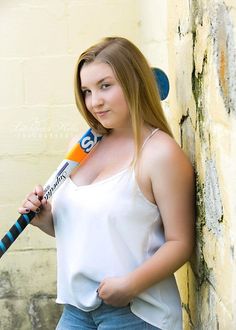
[74,37,173,156]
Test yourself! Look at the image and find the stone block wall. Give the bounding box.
[1,1,236,329]
[167,0,236,328]
[0,1,140,329]
[137,0,236,328]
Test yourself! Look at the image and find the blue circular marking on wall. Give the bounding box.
[152,67,170,100]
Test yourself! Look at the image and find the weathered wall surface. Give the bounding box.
[167,0,236,329]
[1,0,236,329]
[0,1,140,329]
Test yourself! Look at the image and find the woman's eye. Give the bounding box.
[82,89,91,96]
[101,83,110,89]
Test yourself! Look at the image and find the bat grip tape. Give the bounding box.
[0,211,36,258]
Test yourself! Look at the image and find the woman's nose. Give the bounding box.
[91,92,104,108]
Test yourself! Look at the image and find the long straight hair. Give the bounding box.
[74,37,173,157]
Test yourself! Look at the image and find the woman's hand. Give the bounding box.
[18,185,55,237]
[97,275,135,307]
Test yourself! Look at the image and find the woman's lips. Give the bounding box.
[96,110,110,117]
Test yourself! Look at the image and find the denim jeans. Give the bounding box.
[56,303,161,330]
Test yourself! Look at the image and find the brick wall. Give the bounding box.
[166,0,236,328]
[0,1,140,329]
[1,1,236,329]
[137,0,236,328]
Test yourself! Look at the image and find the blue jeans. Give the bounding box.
[56,303,161,329]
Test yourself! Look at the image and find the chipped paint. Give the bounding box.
[212,3,236,114]
[204,159,224,235]
[168,0,236,328]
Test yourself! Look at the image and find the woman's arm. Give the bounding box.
[128,134,195,294]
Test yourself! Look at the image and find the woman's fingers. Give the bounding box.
[18,206,31,214]
[25,195,40,209]
[18,186,45,214]
[34,185,44,200]
[20,198,40,213]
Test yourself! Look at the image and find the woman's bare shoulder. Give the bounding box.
[143,130,193,178]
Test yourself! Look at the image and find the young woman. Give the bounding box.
[19,37,195,330]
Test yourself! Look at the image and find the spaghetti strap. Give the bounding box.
[141,128,160,150]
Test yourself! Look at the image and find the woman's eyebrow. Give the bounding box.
[97,76,113,83]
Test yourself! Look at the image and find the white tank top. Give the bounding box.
[52,132,182,330]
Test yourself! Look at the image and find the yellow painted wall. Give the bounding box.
[0,1,140,329]
[166,0,236,329]
[139,0,236,329]
[1,1,236,329]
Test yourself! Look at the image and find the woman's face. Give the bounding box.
[80,61,131,131]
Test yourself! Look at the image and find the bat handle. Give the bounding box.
[0,211,36,259]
